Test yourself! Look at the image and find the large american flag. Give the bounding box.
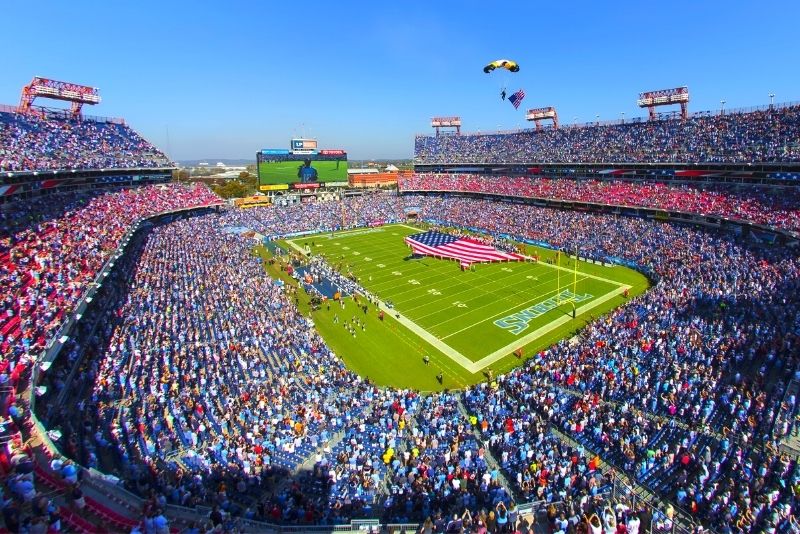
[508,89,526,109]
[404,231,525,266]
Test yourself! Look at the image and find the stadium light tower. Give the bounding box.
[769,93,775,108]
[720,100,726,114]
[621,112,625,123]
[18,77,101,118]
[638,87,690,121]
[525,107,559,130]
[430,117,461,136]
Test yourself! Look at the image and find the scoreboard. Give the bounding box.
[291,138,318,151]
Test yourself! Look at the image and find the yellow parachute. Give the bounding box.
[483,59,520,74]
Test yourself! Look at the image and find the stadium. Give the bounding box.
[2,25,800,534]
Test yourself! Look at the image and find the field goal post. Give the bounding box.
[554,247,579,318]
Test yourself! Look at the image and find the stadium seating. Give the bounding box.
[0,184,219,399]
[414,105,800,164]
[0,110,172,171]
[24,191,798,532]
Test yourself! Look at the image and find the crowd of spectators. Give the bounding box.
[0,361,64,533]
[0,111,173,171]
[415,106,800,164]
[21,189,800,532]
[0,183,219,398]
[38,215,388,526]
[222,193,404,237]
[400,174,800,233]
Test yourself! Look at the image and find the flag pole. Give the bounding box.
[556,250,561,304]
[573,245,578,293]
[572,245,578,318]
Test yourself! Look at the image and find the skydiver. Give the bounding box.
[501,89,507,101]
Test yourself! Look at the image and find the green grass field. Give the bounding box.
[260,223,649,390]
[258,159,348,184]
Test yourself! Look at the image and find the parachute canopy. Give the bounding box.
[484,59,520,74]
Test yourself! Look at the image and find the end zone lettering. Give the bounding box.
[494,290,594,335]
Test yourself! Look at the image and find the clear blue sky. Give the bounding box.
[1,0,798,160]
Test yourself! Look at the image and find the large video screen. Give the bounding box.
[257,149,348,185]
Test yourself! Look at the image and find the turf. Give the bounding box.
[261,223,649,390]
[258,160,348,184]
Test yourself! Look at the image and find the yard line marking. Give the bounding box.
[384,261,530,302]
[439,275,591,339]
[402,267,557,317]
[404,272,562,329]
[469,285,632,371]
[374,300,474,371]
[375,284,631,374]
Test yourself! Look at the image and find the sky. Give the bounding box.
[1,0,798,161]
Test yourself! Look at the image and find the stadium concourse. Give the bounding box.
[0,105,798,534]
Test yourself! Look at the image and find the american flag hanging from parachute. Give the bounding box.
[508,89,525,109]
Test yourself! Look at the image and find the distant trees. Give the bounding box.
[212,180,250,198]
[173,168,258,199]
[172,169,191,181]
[211,172,257,199]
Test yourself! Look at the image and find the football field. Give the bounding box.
[280,223,649,389]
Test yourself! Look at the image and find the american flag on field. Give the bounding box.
[508,89,525,109]
[404,231,526,267]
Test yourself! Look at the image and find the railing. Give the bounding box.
[0,102,125,124]
[610,475,699,534]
